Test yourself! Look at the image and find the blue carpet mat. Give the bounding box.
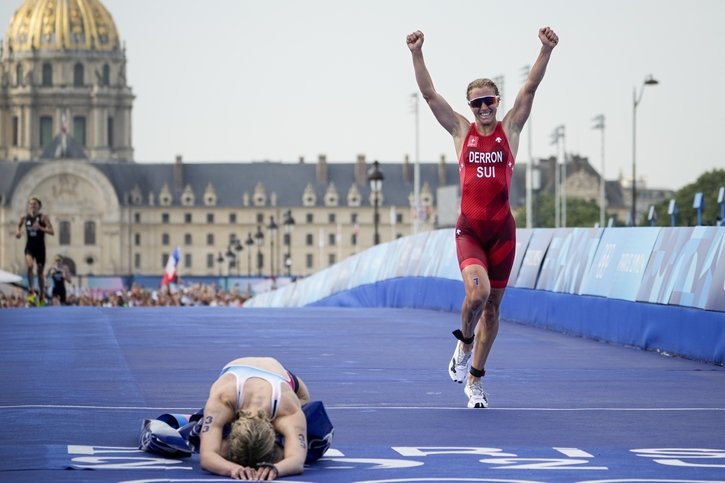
[1,306,724,482]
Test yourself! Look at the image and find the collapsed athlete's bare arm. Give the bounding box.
[270,409,307,479]
[199,384,256,480]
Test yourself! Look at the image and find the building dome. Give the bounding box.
[5,0,120,52]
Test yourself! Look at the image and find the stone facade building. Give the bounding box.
[0,0,669,285]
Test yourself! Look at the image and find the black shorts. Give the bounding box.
[25,245,46,266]
[52,285,67,304]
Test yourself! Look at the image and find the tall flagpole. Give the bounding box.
[522,65,532,228]
[592,114,606,227]
[411,93,420,235]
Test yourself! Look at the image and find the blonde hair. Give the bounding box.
[466,78,500,100]
[228,410,276,467]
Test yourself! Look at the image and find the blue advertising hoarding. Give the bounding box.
[667,227,725,310]
[536,228,574,291]
[514,228,554,289]
[579,227,661,301]
[636,227,693,304]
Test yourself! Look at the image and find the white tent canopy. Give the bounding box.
[0,269,22,284]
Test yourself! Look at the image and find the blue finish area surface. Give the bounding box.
[1,306,724,483]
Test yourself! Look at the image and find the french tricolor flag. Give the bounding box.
[161,246,181,286]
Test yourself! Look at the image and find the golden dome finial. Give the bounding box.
[5,0,120,52]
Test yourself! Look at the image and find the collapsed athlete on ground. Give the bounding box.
[199,356,310,480]
[407,27,559,408]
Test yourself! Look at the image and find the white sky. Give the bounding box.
[2,0,724,191]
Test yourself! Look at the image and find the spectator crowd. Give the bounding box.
[0,282,252,308]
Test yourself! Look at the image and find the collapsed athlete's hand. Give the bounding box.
[406,30,424,52]
[254,463,279,480]
[229,465,256,480]
[539,27,559,50]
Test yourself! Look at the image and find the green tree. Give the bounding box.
[514,194,621,228]
[650,169,725,226]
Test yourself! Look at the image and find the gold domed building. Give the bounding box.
[0,0,133,161]
[0,0,488,289]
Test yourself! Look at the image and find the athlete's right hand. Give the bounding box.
[406,30,424,52]
[229,465,256,480]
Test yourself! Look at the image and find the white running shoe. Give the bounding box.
[448,342,471,383]
[464,381,489,408]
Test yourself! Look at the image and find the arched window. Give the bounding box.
[59,221,71,245]
[73,63,84,86]
[84,221,96,245]
[39,116,53,148]
[107,116,114,147]
[15,63,23,86]
[42,63,53,86]
[73,116,86,146]
[102,64,110,86]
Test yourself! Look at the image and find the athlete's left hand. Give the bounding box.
[539,27,558,49]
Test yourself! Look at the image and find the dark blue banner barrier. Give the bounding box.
[502,287,725,366]
[312,276,724,365]
[310,277,464,313]
[246,228,724,365]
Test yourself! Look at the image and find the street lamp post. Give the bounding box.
[224,246,235,291]
[225,246,235,271]
[521,65,533,228]
[632,74,659,226]
[592,114,606,227]
[216,252,224,290]
[367,160,384,245]
[254,226,264,276]
[234,238,243,275]
[283,210,295,277]
[410,93,420,235]
[550,125,565,227]
[245,232,254,277]
[267,216,278,278]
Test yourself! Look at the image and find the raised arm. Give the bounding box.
[407,30,467,137]
[504,27,559,143]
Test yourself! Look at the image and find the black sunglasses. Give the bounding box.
[468,95,499,108]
